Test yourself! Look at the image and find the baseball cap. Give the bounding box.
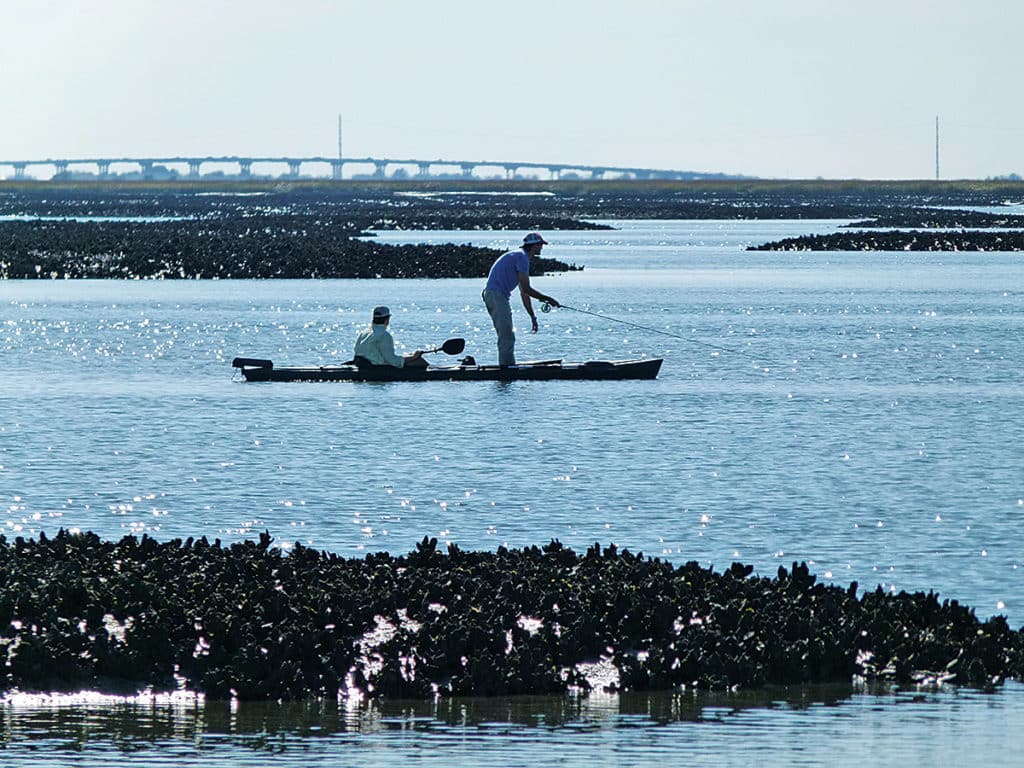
[372,305,391,320]
[523,232,549,246]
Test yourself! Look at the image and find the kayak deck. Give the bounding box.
[232,357,662,382]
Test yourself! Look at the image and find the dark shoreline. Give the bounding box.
[3,179,1024,279]
[1,531,1021,701]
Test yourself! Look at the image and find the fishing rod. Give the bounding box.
[541,302,765,361]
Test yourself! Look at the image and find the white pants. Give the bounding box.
[482,290,515,366]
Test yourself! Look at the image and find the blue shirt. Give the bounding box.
[484,248,529,298]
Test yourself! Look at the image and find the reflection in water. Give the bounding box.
[4,683,1021,766]
[0,683,899,748]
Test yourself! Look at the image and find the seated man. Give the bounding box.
[353,306,426,368]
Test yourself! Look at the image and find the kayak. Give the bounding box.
[232,357,663,382]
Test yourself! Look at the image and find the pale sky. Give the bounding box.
[1,0,1021,180]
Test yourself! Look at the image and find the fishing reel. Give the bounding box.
[541,302,552,313]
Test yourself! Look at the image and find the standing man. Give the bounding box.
[481,232,561,367]
[353,306,426,368]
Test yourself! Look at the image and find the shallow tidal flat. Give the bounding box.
[0,185,590,279]
[750,207,1024,251]
[2,179,1024,280]
[2,531,1021,702]
[0,217,546,280]
[751,230,1024,252]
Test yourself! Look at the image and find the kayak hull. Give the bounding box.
[232,358,662,382]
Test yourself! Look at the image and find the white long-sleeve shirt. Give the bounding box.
[353,324,405,367]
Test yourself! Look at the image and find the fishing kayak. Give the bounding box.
[232,357,663,382]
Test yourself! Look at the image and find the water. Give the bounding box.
[1,685,1022,767]
[2,219,1024,765]
[0,215,188,222]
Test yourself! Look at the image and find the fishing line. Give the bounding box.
[542,302,765,361]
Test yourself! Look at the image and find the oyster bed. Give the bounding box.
[1,531,1020,701]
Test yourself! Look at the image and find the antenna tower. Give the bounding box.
[935,115,939,180]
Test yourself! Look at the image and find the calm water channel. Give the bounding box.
[2,219,1023,765]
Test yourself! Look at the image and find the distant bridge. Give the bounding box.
[0,155,726,181]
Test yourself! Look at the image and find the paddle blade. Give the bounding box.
[441,338,466,355]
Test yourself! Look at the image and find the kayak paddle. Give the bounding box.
[422,338,465,355]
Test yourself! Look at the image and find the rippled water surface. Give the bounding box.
[2,219,1024,765]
